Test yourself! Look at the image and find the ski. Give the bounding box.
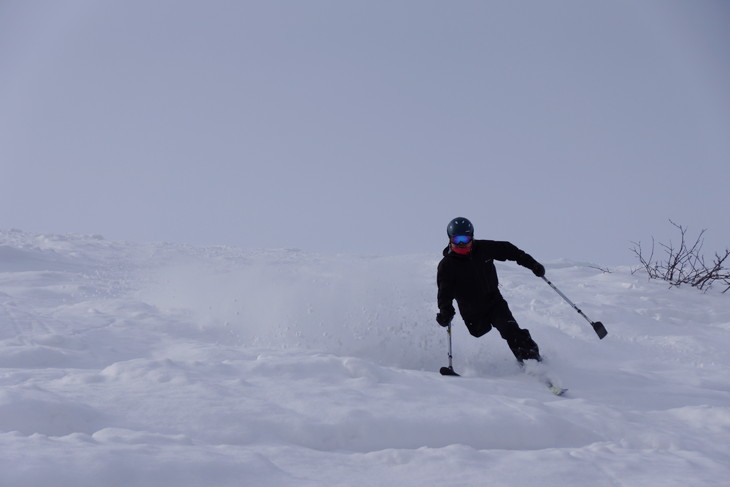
[543,379,568,396]
[521,361,567,396]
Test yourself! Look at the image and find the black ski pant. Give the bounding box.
[463,297,541,363]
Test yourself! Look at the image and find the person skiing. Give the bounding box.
[436,217,546,364]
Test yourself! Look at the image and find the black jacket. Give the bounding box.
[437,240,540,322]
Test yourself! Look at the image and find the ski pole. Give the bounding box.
[440,322,460,376]
[541,276,608,339]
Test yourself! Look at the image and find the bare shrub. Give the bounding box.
[631,220,730,293]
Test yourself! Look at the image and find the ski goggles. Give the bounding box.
[450,235,473,245]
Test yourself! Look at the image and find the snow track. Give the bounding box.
[1,230,729,486]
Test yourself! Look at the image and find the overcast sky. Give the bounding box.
[2,0,729,264]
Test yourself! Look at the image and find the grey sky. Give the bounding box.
[2,0,729,264]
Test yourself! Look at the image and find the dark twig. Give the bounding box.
[631,220,729,293]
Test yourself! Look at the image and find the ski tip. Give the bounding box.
[549,386,568,396]
[440,366,460,376]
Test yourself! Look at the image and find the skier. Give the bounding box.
[436,217,546,364]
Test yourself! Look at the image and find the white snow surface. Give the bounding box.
[1,229,729,486]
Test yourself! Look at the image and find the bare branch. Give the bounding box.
[631,220,729,293]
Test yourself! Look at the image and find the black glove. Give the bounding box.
[436,312,453,327]
[531,262,545,278]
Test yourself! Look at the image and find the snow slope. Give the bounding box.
[1,230,729,486]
